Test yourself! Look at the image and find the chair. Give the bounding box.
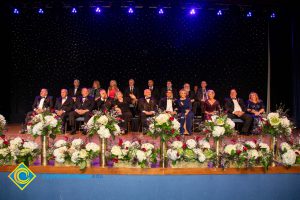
[193,116,202,132]
[232,118,244,132]
[75,117,85,132]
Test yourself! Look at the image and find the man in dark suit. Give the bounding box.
[138,89,157,129]
[68,79,81,102]
[69,88,95,134]
[159,90,177,115]
[54,89,74,128]
[24,88,54,130]
[95,89,113,112]
[147,80,160,101]
[124,79,139,117]
[161,80,178,99]
[195,81,208,116]
[224,89,253,134]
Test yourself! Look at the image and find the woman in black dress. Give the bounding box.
[203,90,221,120]
[246,92,265,133]
[114,91,133,133]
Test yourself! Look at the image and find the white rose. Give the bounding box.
[149,124,155,133]
[10,137,23,146]
[23,141,38,151]
[111,145,122,156]
[0,148,9,157]
[85,142,100,152]
[186,139,197,149]
[172,119,180,130]
[258,143,270,153]
[0,138,4,147]
[282,150,296,166]
[167,149,180,161]
[280,117,290,128]
[171,141,183,149]
[32,122,43,136]
[280,142,291,151]
[71,139,84,149]
[97,115,109,125]
[247,149,259,159]
[141,143,155,151]
[224,144,236,155]
[54,140,67,148]
[131,141,140,148]
[211,115,218,123]
[286,128,292,135]
[226,118,235,129]
[122,141,131,149]
[97,126,111,138]
[71,151,80,163]
[198,152,206,163]
[212,126,225,138]
[267,112,280,120]
[55,155,65,163]
[79,149,87,159]
[193,148,203,155]
[198,139,210,149]
[267,113,280,126]
[136,150,147,162]
[155,113,170,125]
[113,124,121,135]
[245,141,256,149]
[87,116,95,127]
[235,143,245,151]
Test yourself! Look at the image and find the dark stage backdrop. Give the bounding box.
[8,9,270,122]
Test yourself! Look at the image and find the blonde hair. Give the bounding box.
[249,92,259,103]
[109,80,118,90]
[92,80,100,89]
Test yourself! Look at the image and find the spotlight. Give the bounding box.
[13,8,20,14]
[217,10,222,16]
[95,7,101,13]
[38,8,44,14]
[158,8,164,15]
[246,11,252,17]
[270,12,276,18]
[128,7,134,14]
[71,8,77,14]
[189,9,196,15]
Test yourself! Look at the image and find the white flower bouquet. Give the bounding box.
[279,141,300,167]
[0,114,6,136]
[221,140,272,170]
[109,139,159,168]
[85,111,121,139]
[26,111,62,139]
[49,138,99,170]
[202,112,236,141]
[147,112,180,142]
[167,138,216,167]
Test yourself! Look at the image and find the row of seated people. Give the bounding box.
[25,84,265,135]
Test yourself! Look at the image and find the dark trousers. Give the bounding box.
[228,113,253,133]
[119,112,133,131]
[140,112,154,129]
[68,111,92,129]
[179,111,194,135]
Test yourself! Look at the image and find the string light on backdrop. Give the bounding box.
[270,12,276,18]
[95,7,101,13]
[13,8,20,15]
[71,7,77,14]
[189,8,196,15]
[128,7,134,14]
[217,10,222,16]
[38,8,44,14]
[158,8,164,15]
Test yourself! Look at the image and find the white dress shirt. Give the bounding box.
[38,97,45,109]
[166,99,173,112]
[233,99,242,113]
[62,97,67,105]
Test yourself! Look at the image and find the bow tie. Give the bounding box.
[232,98,237,100]
[167,98,172,100]
[145,97,151,100]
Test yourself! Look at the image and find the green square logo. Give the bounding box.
[8,163,36,190]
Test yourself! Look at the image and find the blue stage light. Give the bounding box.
[246,11,252,17]
[217,10,222,16]
[270,12,276,18]
[189,9,196,15]
[38,8,44,14]
[95,7,101,13]
[13,8,20,15]
[128,7,134,14]
[158,8,164,15]
[71,8,77,14]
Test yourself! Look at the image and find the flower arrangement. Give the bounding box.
[201,113,236,141]
[6,137,40,166]
[84,111,121,139]
[220,140,272,170]
[261,106,294,137]
[26,111,62,139]
[49,138,99,170]
[167,138,216,168]
[109,139,159,168]
[278,142,300,167]
[147,113,180,142]
[0,136,11,166]
[0,114,6,136]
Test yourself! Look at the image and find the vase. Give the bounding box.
[215,140,220,168]
[41,135,48,166]
[271,136,277,167]
[160,140,168,168]
[100,138,107,167]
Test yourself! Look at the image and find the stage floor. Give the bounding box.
[1,124,300,175]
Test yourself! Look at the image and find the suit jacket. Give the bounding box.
[160,87,178,99]
[148,87,160,101]
[186,90,196,100]
[124,86,140,99]
[96,98,113,112]
[54,96,74,113]
[74,96,95,111]
[68,87,81,98]
[138,97,157,113]
[159,97,177,111]
[196,88,208,102]
[224,98,246,113]
[32,96,54,110]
